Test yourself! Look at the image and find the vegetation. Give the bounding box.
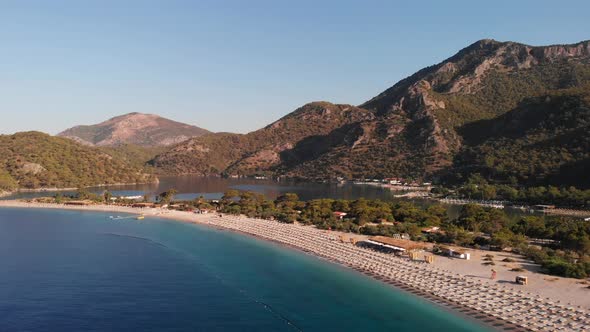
[208,190,590,278]
[0,168,18,191]
[157,189,178,205]
[99,144,167,171]
[0,132,156,190]
[448,85,590,191]
[452,173,590,208]
[150,102,374,177]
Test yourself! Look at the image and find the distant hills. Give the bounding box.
[0,132,156,190]
[58,112,210,147]
[149,39,590,188]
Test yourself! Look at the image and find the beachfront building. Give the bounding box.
[439,246,471,260]
[132,202,156,208]
[386,178,403,185]
[333,211,347,220]
[361,236,427,254]
[421,226,442,234]
[533,204,556,212]
[195,208,214,214]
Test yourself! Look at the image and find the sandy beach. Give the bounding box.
[1,200,589,331]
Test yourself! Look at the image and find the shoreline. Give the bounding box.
[1,180,161,196]
[1,200,589,331]
[0,202,504,331]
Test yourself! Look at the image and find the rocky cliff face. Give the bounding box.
[58,113,210,147]
[357,39,590,175]
[150,39,590,183]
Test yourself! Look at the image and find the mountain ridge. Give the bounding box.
[148,38,590,185]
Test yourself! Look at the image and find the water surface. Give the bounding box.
[2,175,532,220]
[2,175,402,201]
[0,207,490,331]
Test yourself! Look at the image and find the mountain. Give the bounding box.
[359,39,590,176]
[58,112,210,147]
[0,132,157,190]
[150,39,590,186]
[451,84,590,188]
[150,102,374,176]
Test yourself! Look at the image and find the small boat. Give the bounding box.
[135,215,145,220]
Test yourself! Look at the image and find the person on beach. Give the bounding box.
[491,269,497,280]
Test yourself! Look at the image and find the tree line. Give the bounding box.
[206,190,590,278]
[445,173,590,209]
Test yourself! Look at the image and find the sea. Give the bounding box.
[0,207,490,331]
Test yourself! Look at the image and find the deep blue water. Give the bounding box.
[0,208,489,331]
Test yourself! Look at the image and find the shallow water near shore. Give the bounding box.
[0,207,490,331]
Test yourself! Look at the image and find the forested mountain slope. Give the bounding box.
[0,132,156,190]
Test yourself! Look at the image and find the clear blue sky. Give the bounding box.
[1,0,588,135]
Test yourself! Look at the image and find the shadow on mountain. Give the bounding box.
[446,88,590,188]
[278,123,363,169]
[458,93,587,146]
[547,158,590,188]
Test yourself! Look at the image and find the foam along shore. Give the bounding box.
[1,201,590,331]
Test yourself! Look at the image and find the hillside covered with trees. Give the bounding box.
[150,102,374,176]
[0,132,157,190]
[449,85,590,188]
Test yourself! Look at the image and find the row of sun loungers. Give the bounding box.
[198,214,590,332]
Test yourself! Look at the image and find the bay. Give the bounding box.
[0,207,490,331]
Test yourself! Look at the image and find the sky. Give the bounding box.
[0,0,589,135]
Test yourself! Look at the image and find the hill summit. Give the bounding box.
[58,112,210,147]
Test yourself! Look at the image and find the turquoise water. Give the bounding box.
[0,208,490,331]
